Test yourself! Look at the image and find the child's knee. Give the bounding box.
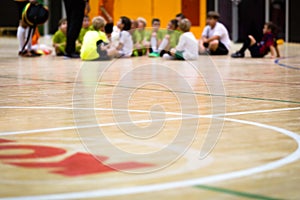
[209,40,219,50]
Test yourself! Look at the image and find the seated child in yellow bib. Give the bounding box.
[80,16,108,61]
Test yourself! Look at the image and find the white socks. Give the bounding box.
[17,26,33,52]
[158,38,169,53]
[17,26,26,52]
[151,36,158,52]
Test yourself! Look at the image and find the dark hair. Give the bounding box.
[170,19,179,30]
[58,18,67,27]
[120,16,131,31]
[207,11,220,20]
[105,22,113,34]
[176,13,185,19]
[152,18,160,25]
[265,22,278,35]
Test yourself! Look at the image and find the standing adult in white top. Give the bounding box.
[199,11,231,55]
[167,18,198,60]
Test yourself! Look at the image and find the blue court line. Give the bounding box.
[275,56,300,70]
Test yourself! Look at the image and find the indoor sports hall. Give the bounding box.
[0,0,299,199]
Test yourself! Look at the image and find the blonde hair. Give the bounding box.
[92,16,106,30]
[137,17,147,27]
[179,18,191,32]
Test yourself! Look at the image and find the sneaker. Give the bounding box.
[148,52,160,58]
[64,53,80,59]
[231,51,245,58]
[30,50,42,57]
[162,53,174,60]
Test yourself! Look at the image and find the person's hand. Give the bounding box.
[170,48,176,56]
[202,37,208,43]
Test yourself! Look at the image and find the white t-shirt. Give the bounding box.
[202,22,231,50]
[119,30,133,57]
[176,32,198,60]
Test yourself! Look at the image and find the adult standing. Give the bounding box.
[63,0,89,58]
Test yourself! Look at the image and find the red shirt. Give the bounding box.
[259,32,275,56]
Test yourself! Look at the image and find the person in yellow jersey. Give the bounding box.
[80,16,108,61]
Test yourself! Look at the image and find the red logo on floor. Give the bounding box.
[0,139,154,177]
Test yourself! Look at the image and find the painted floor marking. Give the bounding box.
[196,185,280,200]
[0,106,299,137]
[0,107,299,199]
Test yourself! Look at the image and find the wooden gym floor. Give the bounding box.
[0,37,299,200]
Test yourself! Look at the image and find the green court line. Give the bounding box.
[195,185,282,200]
[101,83,300,105]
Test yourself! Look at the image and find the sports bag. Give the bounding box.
[22,2,49,27]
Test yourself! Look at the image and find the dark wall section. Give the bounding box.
[290,0,300,42]
[218,0,232,39]
[0,0,19,27]
[238,0,265,42]
[206,0,215,13]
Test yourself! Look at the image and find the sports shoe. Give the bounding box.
[64,53,80,59]
[162,53,174,60]
[148,52,160,58]
[231,51,245,58]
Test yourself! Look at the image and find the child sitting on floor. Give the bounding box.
[165,18,198,60]
[52,18,81,56]
[231,22,280,58]
[97,16,133,59]
[148,18,165,56]
[80,16,108,61]
[132,17,150,56]
[78,15,91,44]
[149,19,181,57]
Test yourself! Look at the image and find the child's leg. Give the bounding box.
[208,40,219,52]
[231,35,257,58]
[17,26,27,52]
[151,36,158,52]
[158,37,169,53]
[25,27,33,51]
[239,35,256,53]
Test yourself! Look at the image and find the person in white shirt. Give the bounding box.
[199,11,231,55]
[97,16,133,59]
[165,18,198,60]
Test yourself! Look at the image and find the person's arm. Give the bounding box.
[206,35,220,43]
[175,35,185,52]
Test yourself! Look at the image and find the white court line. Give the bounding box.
[0,116,201,136]
[218,106,300,117]
[0,106,299,136]
[1,117,300,200]
[0,106,192,117]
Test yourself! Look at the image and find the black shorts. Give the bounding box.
[249,44,264,58]
[16,1,29,20]
[210,41,229,55]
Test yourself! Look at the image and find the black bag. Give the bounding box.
[21,3,49,53]
[22,3,49,27]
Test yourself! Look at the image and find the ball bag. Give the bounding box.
[22,3,49,27]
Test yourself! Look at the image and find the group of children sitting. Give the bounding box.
[51,11,280,61]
